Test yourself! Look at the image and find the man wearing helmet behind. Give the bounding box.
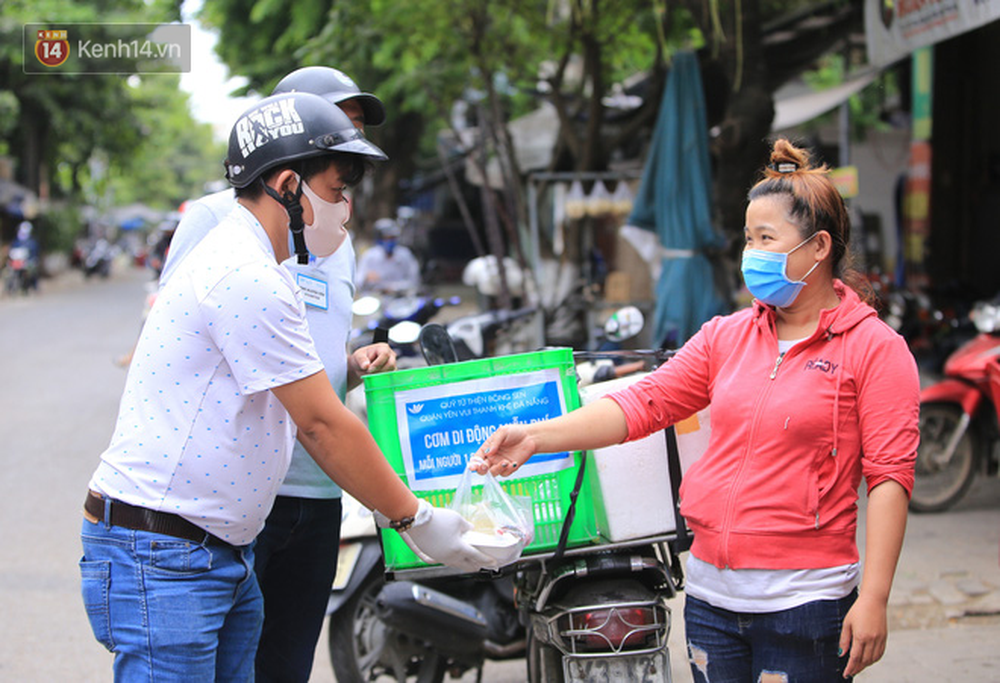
[356,216,421,294]
[79,92,494,682]
[160,67,394,682]
[160,66,385,282]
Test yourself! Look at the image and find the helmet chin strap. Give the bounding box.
[263,180,310,264]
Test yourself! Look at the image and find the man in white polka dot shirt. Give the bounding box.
[161,67,401,683]
[80,92,494,682]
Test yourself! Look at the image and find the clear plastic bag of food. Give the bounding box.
[450,467,534,567]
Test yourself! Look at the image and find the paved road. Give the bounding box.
[1,265,997,682]
[0,264,146,681]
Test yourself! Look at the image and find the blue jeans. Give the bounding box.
[79,517,263,682]
[684,591,857,683]
[252,496,343,683]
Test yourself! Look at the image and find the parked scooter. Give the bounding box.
[327,491,527,682]
[913,297,1000,511]
[326,314,689,683]
[83,238,114,279]
[349,290,461,357]
[879,280,977,374]
[5,220,40,295]
[436,306,540,361]
[5,244,37,295]
[574,306,650,387]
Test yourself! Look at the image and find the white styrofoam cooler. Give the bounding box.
[579,372,710,542]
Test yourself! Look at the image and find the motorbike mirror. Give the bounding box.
[419,323,459,365]
[352,295,381,317]
[388,320,422,345]
[604,305,645,342]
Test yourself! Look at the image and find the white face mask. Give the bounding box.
[299,177,351,257]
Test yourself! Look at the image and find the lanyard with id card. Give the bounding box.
[297,273,329,310]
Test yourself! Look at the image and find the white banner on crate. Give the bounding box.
[395,368,574,492]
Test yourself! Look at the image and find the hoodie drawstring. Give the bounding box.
[828,325,841,458]
[821,325,844,529]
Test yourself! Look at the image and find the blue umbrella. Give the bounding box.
[627,51,727,347]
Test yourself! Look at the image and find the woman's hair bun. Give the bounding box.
[766,139,812,176]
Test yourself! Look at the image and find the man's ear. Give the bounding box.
[269,168,299,197]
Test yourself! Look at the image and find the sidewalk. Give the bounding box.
[859,475,1000,681]
[861,620,1000,681]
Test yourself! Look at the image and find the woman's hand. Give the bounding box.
[469,424,537,477]
[839,593,888,678]
[468,398,630,477]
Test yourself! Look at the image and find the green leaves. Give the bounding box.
[0,0,224,228]
[201,0,668,170]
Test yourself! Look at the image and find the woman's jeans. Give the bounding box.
[684,591,857,683]
[79,517,263,682]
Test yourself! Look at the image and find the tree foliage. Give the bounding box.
[101,75,225,210]
[199,0,675,234]
[201,0,670,157]
[199,0,860,258]
[0,0,221,248]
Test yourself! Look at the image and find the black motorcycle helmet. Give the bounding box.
[224,91,386,190]
[225,92,386,264]
[272,66,386,127]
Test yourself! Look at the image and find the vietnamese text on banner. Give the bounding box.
[395,369,573,492]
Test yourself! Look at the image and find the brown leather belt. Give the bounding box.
[85,491,228,546]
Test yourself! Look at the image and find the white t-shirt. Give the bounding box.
[279,241,356,498]
[684,336,859,612]
[163,189,354,499]
[159,189,236,285]
[685,556,860,612]
[89,205,324,545]
[355,243,420,292]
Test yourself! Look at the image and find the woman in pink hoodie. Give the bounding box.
[472,138,918,681]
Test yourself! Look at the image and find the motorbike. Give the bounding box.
[5,244,37,295]
[878,279,977,374]
[912,297,1000,512]
[349,290,462,358]
[326,314,690,683]
[342,302,540,426]
[432,305,540,362]
[327,492,527,683]
[83,238,114,279]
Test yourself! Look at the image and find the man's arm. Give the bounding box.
[273,371,498,572]
[272,370,415,519]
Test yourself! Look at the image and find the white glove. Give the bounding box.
[378,499,498,573]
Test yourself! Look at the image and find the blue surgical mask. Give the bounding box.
[741,234,819,308]
[378,238,397,256]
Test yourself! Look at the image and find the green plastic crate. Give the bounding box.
[363,348,600,571]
